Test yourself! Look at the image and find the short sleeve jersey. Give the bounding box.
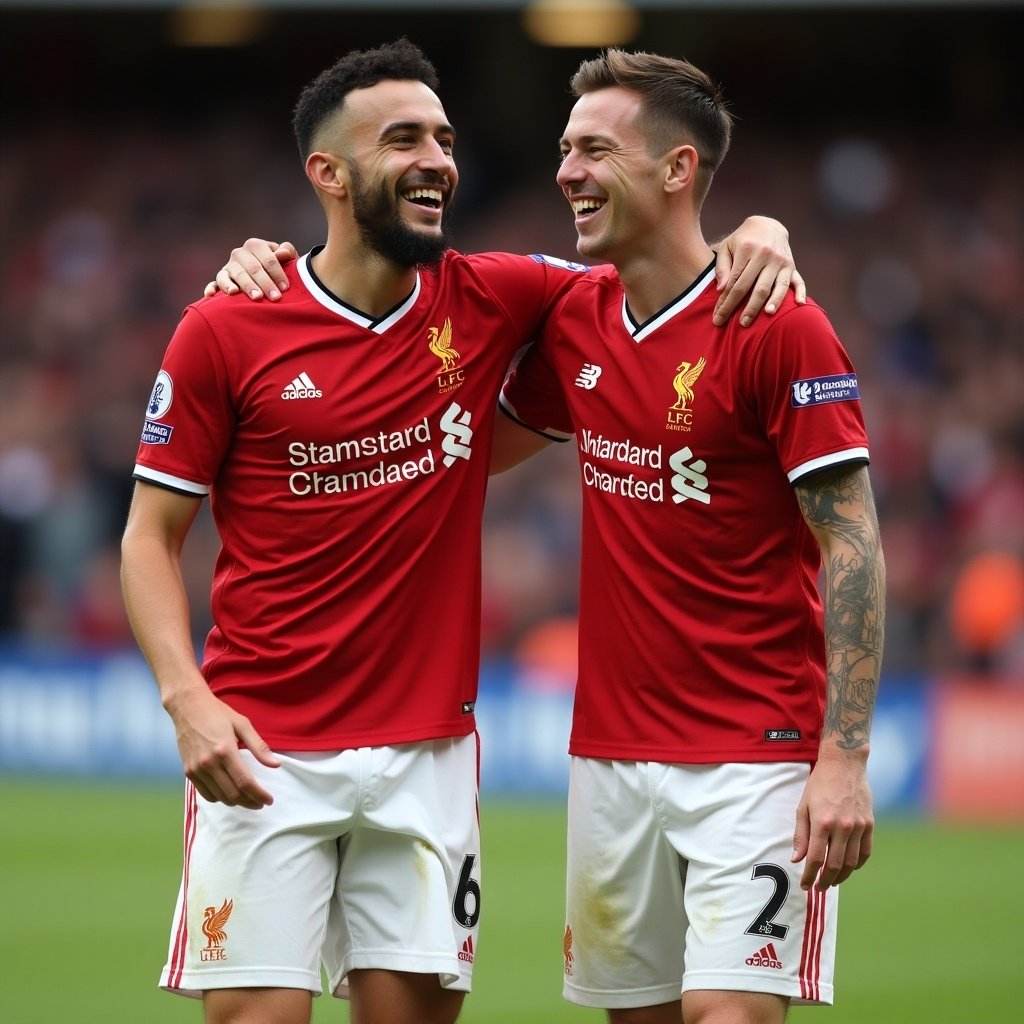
[133,248,582,750]
[500,262,870,763]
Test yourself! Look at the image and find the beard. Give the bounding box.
[350,166,452,268]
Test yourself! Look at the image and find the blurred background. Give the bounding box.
[2,2,1023,1022]
[2,0,1023,813]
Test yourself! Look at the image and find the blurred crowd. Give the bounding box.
[1,115,1022,683]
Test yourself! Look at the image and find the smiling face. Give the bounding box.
[557,86,680,266]
[331,79,459,266]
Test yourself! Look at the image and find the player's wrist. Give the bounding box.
[816,736,871,764]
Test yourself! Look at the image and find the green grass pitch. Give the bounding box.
[2,781,1021,1023]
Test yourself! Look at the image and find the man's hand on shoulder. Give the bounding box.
[712,215,806,327]
[204,238,299,302]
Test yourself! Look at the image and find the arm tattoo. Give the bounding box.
[796,467,886,751]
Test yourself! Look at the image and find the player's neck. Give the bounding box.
[312,240,419,320]
[616,236,715,325]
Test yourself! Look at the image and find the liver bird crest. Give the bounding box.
[671,356,706,410]
[201,898,233,948]
[428,318,459,371]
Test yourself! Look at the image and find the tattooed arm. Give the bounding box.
[791,463,886,892]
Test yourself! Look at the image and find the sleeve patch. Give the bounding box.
[790,373,860,407]
[528,254,591,273]
[141,420,173,445]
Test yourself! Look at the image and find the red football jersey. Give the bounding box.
[501,262,870,763]
[134,248,582,750]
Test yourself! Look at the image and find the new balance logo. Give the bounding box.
[458,936,475,964]
[575,363,602,389]
[746,943,783,970]
[281,372,323,400]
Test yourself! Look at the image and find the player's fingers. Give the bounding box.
[760,266,793,317]
[714,246,735,292]
[859,820,874,864]
[273,240,300,265]
[186,745,258,808]
[207,761,270,810]
[188,776,218,805]
[235,721,282,772]
[791,803,810,861]
[225,258,277,301]
[791,269,807,305]
[833,819,874,887]
[799,826,829,891]
[215,267,246,298]
[238,238,289,297]
[219,241,282,300]
[712,263,756,326]
[738,272,779,327]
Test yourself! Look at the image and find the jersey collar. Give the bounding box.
[622,259,717,343]
[298,247,421,334]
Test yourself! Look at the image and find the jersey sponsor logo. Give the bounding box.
[580,428,664,501]
[577,433,712,508]
[200,898,233,962]
[441,402,474,467]
[458,935,475,964]
[141,420,173,445]
[287,417,437,495]
[428,317,465,394]
[790,373,859,407]
[669,446,711,505]
[666,355,706,432]
[529,253,590,273]
[765,729,801,742]
[282,372,323,400]
[563,925,574,976]
[574,363,603,390]
[146,370,173,419]
[745,942,783,970]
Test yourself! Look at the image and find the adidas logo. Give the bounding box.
[458,936,474,964]
[282,372,323,400]
[746,942,783,970]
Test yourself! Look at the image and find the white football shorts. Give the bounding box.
[563,758,836,1009]
[160,735,482,999]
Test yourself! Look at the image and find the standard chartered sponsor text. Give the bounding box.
[580,429,661,468]
[288,416,435,495]
[580,428,664,500]
[579,429,710,505]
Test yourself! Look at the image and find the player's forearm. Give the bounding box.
[796,466,886,757]
[121,535,209,712]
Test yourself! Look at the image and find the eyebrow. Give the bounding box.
[382,120,457,140]
[559,133,614,150]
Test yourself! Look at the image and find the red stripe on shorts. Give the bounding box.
[167,782,199,988]
[799,881,826,1001]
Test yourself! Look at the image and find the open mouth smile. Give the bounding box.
[402,186,445,211]
[571,197,606,220]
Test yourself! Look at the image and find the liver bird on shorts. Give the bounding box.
[428,318,459,371]
[201,898,233,947]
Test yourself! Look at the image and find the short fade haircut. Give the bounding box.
[292,38,440,160]
[570,49,733,204]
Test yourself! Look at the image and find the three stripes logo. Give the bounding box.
[746,942,783,970]
[458,936,475,964]
[281,372,323,400]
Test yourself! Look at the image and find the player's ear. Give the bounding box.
[305,151,348,197]
[664,144,698,194]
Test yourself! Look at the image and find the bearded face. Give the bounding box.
[349,163,454,268]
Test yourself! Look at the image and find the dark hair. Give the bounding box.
[292,38,440,160]
[570,49,732,201]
